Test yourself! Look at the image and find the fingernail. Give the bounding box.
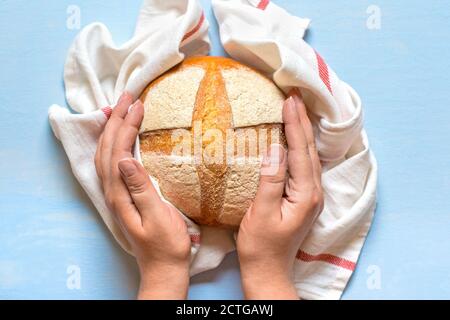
[118,159,137,177]
[291,87,303,98]
[286,96,296,113]
[265,144,286,165]
[288,88,297,97]
[135,99,143,109]
[128,100,142,114]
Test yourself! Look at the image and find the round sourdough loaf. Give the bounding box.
[139,56,286,228]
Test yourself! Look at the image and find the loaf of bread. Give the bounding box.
[139,56,286,228]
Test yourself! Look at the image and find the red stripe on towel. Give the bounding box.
[257,0,270,10]
[182,12,205,42]
[188,232,354,270]
[315,51,333,95]
[296,250,356,271]
[101,106,112,119]
[190,233,201,245]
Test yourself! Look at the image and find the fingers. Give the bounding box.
[95,92,132,184]
[109,101,145,223]
[283,95,314,189]
[290,90,322,190]
[253,144,288,219]
[95,92,147,232]
[113,100,144,156]
[100,92,134,184]
[95,133,104,182]
[118,158,164,223]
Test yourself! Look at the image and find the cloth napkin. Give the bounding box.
[48,0,377,300]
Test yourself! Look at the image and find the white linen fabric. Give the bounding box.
[48,0,377,299]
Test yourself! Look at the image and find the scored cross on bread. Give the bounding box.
[139,56,286,228]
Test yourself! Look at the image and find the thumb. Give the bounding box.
[118,158,163,218]
[253,144,288,216]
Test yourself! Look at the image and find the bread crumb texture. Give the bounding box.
[140,67,205,132]
[141,154,202,218]
[139,56,286,228]
[222,68,284,127]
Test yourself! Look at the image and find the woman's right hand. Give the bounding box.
[94,93,192,300]
[236,90,324,300]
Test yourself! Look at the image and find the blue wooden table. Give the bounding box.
[0,0,449,299]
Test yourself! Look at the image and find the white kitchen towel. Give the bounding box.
[48,0,377,300]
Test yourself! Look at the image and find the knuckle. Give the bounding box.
[94,155,99,171]
[298,144,310,157]
[104,189,124,213]
[129,226,146,242]
[127,177,148,195]
[94,159,101,177]
[308,141,317,154]
[317,190,325,213]
[309,188,324,209]
[104,192,115,210]
[174,241,191,259]
[94,154,102,178]
[294,187,323,213]
[260,171,286,184]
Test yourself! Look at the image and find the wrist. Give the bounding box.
[240,261,298,300]
[138,262,190,300]
[241,274,299,300]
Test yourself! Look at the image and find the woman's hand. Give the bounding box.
[94,93,192,300]
[237,90,324,300]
